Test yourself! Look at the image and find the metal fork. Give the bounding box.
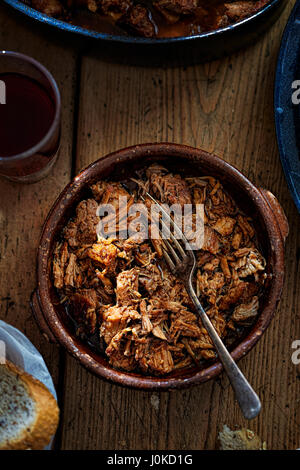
[143,191,261,420]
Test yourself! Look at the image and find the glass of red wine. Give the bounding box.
[0,51,61,183]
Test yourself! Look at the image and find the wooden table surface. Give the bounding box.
[0,1,299,451]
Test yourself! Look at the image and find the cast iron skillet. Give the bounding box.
[31,143,288,391]
[4,0,288,65]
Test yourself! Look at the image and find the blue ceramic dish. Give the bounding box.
[4,0,288,64]
[275,0,300,213]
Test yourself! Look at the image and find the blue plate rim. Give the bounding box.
[4,0,282,45]
[274,0,300,213]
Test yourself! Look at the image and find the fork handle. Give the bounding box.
[187,285,261,420]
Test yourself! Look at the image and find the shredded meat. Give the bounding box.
[116,268,141,306]
[69,289,99,334]
[31,0,63,16]
[53,241,69,289]
[212,216,236,236]
[202,226,220,254]
[147,165,192,207]
[101,0,132,18]
[232,296,259,323]
[224,1,264,21]
[88,239,120,273]
[53,165,266,375]
[64,253,83,288]
[154,0,198,16]
[100,305,141,344]
[119,5,156,38]
[64,199,99,247]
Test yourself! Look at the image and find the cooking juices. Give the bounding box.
[0,73,55,157]
[0,51,61,183]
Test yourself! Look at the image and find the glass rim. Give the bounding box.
[0,50,61,162]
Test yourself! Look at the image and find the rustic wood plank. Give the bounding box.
[59,0,300,450]
[0,4,77,390]
[3,0,298,451]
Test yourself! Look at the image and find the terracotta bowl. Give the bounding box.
[31,143,288,390]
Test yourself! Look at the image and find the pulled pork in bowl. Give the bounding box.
[52,166,267,375]
[31,143,288,390]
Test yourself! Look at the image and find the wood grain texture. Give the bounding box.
[0,4,77,386]
[0,0,299,451]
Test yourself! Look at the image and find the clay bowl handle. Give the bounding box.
[30,289,57,343]
[258,188,289,243]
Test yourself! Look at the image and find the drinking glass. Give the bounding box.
[0,51,61,183]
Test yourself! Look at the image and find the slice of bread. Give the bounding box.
[219,425,266,450]
[0,360,59,450]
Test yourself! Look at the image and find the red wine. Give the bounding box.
[0,73,55,157]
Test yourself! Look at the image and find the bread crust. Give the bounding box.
[0,360,59,450]
[218,425,266,450]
